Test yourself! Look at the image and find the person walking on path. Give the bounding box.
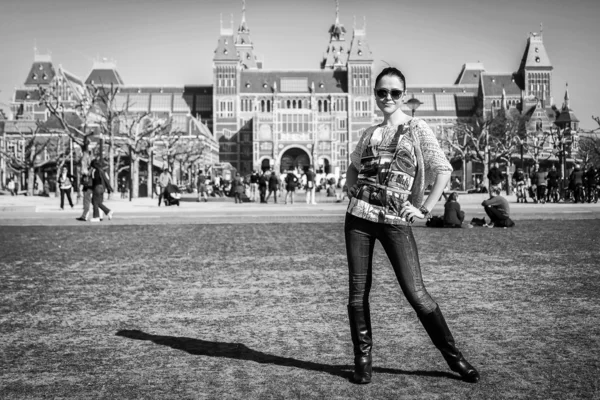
[487,162,503,192]
[284,168,298,205]
[265,171,279,203]
[57,167,74,210]
[197,171,209,202]
[481,186,514,228]
[76,168,93,221]
[569,164,585,203]
[7,178,16,196]
[89,159,113,222]
[157,168,172,207]
[258,171,268,203]
[305,166,317,205]
[231,172,245,204]
[343,67,479,385]
[250,170,259,202]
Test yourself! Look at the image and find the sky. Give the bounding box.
[1,0,599,129]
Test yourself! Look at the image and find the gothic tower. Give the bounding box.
[517,25,553,109]
[321,0,349,69]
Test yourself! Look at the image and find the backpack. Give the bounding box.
[469,217,487,227]
[426,215,444,228]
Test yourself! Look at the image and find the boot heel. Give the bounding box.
[352,355,372,384]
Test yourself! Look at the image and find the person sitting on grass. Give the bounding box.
[443,192,465,228]
[481,187,515,228]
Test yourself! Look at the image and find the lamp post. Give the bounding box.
[405,97,423,118]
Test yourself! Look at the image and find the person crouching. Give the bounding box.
[481,187,515,228]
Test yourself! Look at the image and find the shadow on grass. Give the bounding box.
[116,329,460,382]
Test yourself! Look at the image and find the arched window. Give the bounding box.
[267,100,271,112]
[293,100,297,109]
[318,100,322,112]
[324,100,329,113]
[261,100,265,112]
[287,100,291,108]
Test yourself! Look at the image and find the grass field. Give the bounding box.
[1,221,599,399]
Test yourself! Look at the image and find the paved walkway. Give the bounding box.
[1,190,599,225]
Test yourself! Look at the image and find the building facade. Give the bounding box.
[3,3,580,189]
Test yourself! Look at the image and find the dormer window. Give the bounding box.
[42,74,47,80]
[492,78,495,83]
[224,39,228,45]
[358,50,362,56]
[26,93,31,99]
[535,47,539,53]
[358,40,362,46]
[263,83,268,88]
[32,74,37,80]
[246,53,251,59]
[241,39,245,44]
[245,82,250,88]
[319,82,324,88]
[38,65,43,70]
[224,49,228,54]
[535,57,540,63]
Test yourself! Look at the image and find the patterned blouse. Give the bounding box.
[347,118,453,224]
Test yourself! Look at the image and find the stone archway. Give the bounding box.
[279,147,310,173]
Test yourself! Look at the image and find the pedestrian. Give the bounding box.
[57,166,74,210]
[284,168,298,204]
[569,163,585,203]
[305,166,317,205]
[250,170,259,202]
[443,192,465,227]
[157,168,172,207]
[535,167,548,204]
[344,66,479,384]
[7,178,16,196]
[89,159,113,222]
[481,186,515,228]
[487,162,503,192]
[232,172,244,204]
[197,170,209,202]
[512,168,527,203]
[258,171,268,203]
[546,165,560,202]
[76,168,93,221]
[585,165,598,203]
[119,177,127,199]
[265,171,279,203]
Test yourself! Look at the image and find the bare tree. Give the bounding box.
[0,122,69,196]
[442,121,471,190]
[118,114,171,199]
[171,136,207,186]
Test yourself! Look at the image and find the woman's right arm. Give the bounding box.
[346,164,359,198]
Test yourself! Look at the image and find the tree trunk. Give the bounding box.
[27,167,35,196]
[505,163,512,195]
[147,148,153,198]
[482,153,490,192]
[462,158,467,191]
[108,135,114,199]
[132,157,139,199]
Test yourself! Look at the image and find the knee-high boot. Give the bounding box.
[348,304,372,384]
[418,306,480,383]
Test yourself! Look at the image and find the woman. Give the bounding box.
[90,159,113,222]
[443,192,465,228]
[232,172,245,204]
[344,67,479,384]
[57,166,74,210]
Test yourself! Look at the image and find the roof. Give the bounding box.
[61,68,84,87]
[24,61,56,86]
[239,69,347,94]
[481,73,522,97]
[14,88,42,102]
[454,63,486,85]
[213,35,238,62]
[86,68,124,86]
[401,91,478,118]
[347,30,373,62]
[517,32,553,74]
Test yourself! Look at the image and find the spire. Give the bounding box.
[564,82,570,110]
[335,0,340,24]
[239,0,249,32]
[540,22,543,38]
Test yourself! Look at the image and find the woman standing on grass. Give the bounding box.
[343,67,479,384]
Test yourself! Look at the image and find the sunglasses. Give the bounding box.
[375,88,404,100]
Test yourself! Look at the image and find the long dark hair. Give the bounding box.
[375,67,407,88]
[446,192,458,203]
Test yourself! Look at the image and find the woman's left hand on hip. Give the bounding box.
[400,201,425,221]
